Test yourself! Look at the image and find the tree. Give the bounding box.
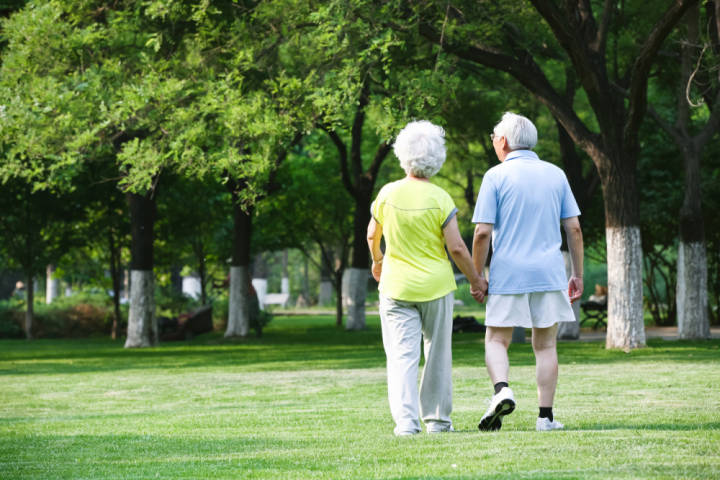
[413,0,698,349]
[0,181,84,338]
[647,2,719,338]
[257,133,355,325]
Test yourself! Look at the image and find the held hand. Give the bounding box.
[568,276,583,304]
[470,277,489,304]
[371,261,382,282]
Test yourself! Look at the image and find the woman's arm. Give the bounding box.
[443,217,486,303]
[366,218,384,282]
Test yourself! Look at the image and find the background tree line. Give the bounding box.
[0,0,718,350]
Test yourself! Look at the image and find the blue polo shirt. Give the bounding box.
[472,150,580,294]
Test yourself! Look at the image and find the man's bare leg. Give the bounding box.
[485,326,514,385]
[531,324,558,407]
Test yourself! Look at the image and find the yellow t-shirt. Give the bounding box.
[371,178,458,302]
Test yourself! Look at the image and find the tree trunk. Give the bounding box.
[346,186,372,330]
[24,273,33,339]
[302,254,310,304]
[596,155,646,350]
[677,146,709,338]
[45,265,59,304]
[345,268,367,330]
[281,249,290,295]
[198,255,208,306]
[252,253,268,310]
[125,270,156,347]
[334,270,344,327]
[225,195,252,338]
[319,255,333,306]
[109,230,122,340]
[226,265,250,337]
[511,326,525,344]
[605,226,645,350]
[124,192,158,348]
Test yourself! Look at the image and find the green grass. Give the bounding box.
[1,315,719,479]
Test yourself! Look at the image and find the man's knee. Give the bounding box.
[486,327,513,349]
[532,325,558,351]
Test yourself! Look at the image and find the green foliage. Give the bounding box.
[0,291,117,339]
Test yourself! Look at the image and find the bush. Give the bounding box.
[0,298,25,338]
[0,292,116,339]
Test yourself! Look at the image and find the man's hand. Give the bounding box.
[470,277,489,303]
[371,260,382,282]
[568,276,583,304]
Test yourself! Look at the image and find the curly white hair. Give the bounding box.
[393,120,446,178]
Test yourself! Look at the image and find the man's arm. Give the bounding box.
[443,217,486,303]
[562,216,584,303]
[366,218,383,282]
[471,222,493,302]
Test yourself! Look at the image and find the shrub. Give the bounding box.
[0,298,25,338]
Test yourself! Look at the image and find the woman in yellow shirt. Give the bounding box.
[367,120,485,436]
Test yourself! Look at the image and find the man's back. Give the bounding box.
[472,150,580,294]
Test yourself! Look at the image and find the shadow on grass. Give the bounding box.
[1,316,718,376]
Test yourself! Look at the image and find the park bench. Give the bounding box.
[159,305,213,341]
[580,300,607,330]
[263,293,290,309]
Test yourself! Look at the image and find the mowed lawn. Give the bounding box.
[1,315,719,480]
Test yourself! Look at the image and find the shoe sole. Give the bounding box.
[478,398,516,431]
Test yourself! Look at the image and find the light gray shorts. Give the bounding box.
[485,290,575,328]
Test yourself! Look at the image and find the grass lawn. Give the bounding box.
[1,315,719,479]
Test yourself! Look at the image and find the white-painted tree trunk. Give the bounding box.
[558,251,581,340]
[226,266,250,337]
[677,241,710,339]
[345,268,367,330]
[252,278,268,311]
[319,281,333,306]
[281,277,289,295]
[46,265,59,304]
[124,270,157,348]
[605,227,646,350]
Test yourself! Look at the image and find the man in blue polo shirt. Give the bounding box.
[471,112,584,432]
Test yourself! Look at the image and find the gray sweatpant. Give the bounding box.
[379,292,454,434]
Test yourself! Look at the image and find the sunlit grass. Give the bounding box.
[1,315,719,479]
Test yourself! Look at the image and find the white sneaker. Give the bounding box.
[478,387,516,431]
[536,417,564,431]
[427,425,455,434]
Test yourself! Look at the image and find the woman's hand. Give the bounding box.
[470,276,488,303]
[372,259,382,282]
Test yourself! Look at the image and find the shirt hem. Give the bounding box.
[379,285,457,303]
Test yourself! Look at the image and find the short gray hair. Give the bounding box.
[493,112,537,150]
[393,120,446,178]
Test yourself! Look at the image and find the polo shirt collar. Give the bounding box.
[504,149,538,162]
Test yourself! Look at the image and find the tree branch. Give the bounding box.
[367,142,392,183]
[625,0,699,147]
[647,106,685,145]
[594,0,614,55]
[322,126,355,197]
[420,22,599,154]
[350,81,370,180]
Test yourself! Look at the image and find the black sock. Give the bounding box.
[494,382,508,394]
[539,407,553,422]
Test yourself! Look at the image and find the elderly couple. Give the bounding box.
[367,113,584,435]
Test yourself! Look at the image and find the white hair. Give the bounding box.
[493,112,537,150]
[393,120,446,178]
